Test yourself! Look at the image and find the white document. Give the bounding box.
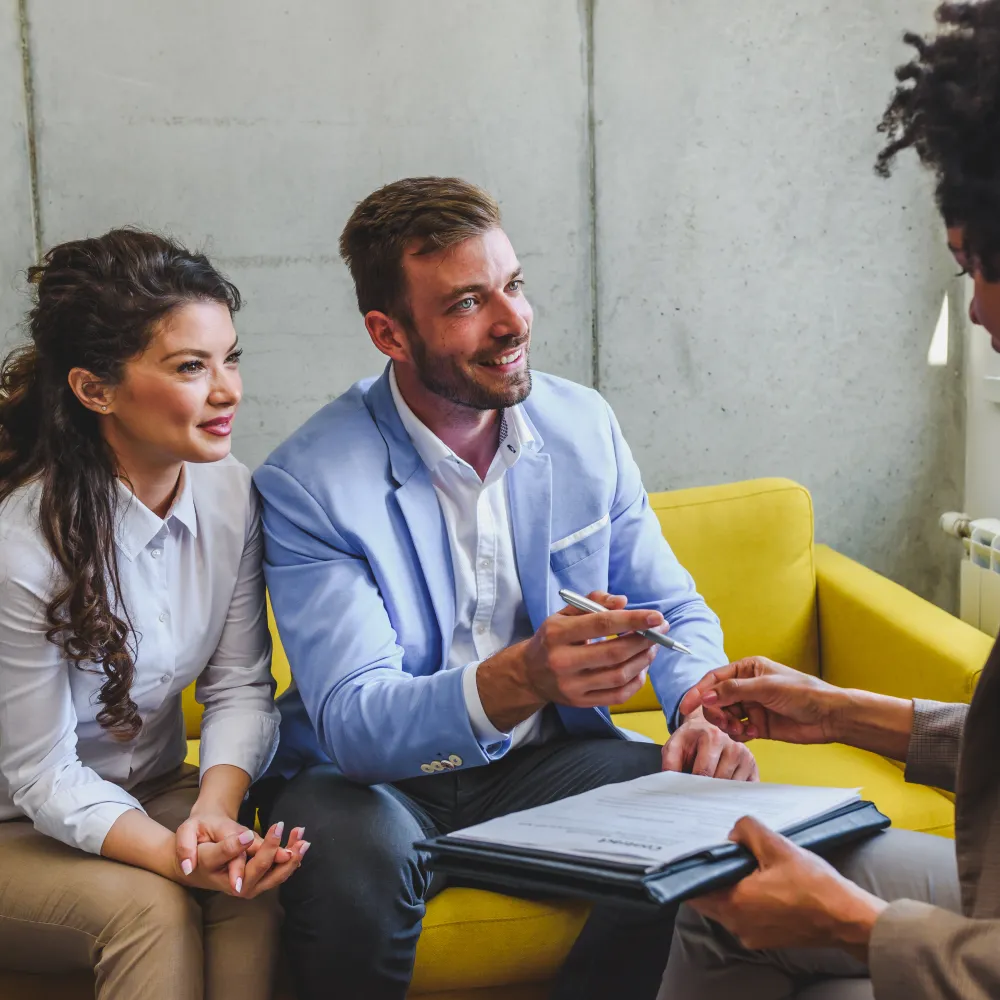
[450,771,860,872]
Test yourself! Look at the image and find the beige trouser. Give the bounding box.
[659,828,961,1000]
[0,765,281,1000]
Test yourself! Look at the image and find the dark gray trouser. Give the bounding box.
[658,828,961,1000]
[260,738,675,1000]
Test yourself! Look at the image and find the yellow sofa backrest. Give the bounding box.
[613,478,820,712]
[183,477,819,735]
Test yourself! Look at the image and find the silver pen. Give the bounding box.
[558,588,692,655]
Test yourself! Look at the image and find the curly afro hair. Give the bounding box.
[876,1,1000,279]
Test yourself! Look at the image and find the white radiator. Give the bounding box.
[941,512,1000,636]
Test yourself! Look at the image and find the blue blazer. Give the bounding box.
[254,367,726,784]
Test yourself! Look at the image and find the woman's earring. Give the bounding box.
[101,405,108,412]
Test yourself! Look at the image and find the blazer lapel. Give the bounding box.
[366,367,456,649]
[507,429,623,741]
[507,449,553,631]
[394,470,456,647]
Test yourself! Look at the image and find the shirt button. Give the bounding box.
[151,549,162,559]
[480,558,491,569]
[476,625,487,635]
[161,674,170,685]
[158,612,168,623]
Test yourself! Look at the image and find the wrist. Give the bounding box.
[189,797,239,822]
[829,885,888,959]
[477,643,547,733]
[823,686,857,743]
[191,764,250,822]
[831,689,914,759]
[154,827,186,882]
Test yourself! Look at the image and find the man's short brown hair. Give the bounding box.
[339,177,501,320]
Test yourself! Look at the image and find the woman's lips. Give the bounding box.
[199,416,233,437]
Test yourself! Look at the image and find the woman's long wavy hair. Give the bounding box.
[0,229,241,740]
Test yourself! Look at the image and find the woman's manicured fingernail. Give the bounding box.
[746,726,758,739]
[646,613,662,626]
[299,841,311,856]
[703,691,718,704]
[273,821,284,839]
[238,829,255,846]
[181,859,193,876]
[235,877,243,894]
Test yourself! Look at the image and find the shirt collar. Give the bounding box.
[388,364,539,475]
[389,366,454,472]
[114,466,197,561]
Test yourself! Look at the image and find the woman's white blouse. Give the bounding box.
[0,456,279,855]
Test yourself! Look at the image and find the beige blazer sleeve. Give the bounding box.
[869,903,1000,1000]
[903,698,968,793]
[867,698,985,998]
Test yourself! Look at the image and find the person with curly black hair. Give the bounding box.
[659,3,1000,998]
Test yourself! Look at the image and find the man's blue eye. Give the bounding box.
[457,298,475,310]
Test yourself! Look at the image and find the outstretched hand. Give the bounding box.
[677,656,841,745]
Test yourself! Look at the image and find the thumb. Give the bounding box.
[727,815,789,866]
[199,828,256,871]
[175,821,199,876]
[678,685,704,718]
[703,675,780,711]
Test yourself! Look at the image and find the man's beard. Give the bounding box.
[409,333,532,411]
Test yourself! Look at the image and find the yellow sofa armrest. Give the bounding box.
[816,544,991,704]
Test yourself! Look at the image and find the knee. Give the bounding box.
[127,873,201,937]
[99,870,201,959]
[286,824,424,918]
[275,778,428,937]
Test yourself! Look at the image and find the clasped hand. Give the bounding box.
[173,811,310,898]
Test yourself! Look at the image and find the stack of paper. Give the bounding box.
[450,771,860,873]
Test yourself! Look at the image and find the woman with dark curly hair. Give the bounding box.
[660,3,1000,999]
[0,229,307,999]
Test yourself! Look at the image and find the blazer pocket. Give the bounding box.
[549,514,611,573]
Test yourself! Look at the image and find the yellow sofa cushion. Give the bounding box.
[411,889,587,995]
[614,478,820,713]
[619,710,955,838]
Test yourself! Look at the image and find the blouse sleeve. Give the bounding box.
[0,522,144,855]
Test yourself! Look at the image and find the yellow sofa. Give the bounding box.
[3,478,991,1000]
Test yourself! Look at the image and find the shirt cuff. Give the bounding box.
[199,711,281,784]
[34,783,144,856]
[461,662,513,758]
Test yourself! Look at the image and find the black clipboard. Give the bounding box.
[417,799,890,912]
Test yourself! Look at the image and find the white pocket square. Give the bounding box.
[550,513,610,553]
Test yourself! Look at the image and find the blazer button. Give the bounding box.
[420,764,435,774]
[447,754,462,767]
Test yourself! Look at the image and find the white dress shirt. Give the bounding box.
[389,367,548,752]
[0,456,280,855]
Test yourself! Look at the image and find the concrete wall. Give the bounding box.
[22,0,593,463]
[0,1,34,346]
[594,0,963,609]
[1,0,964,607]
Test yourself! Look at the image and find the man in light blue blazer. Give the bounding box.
[254,177,758,1000]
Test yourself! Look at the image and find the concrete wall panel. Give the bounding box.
[27,0,593,467]
[594,0,963,607]
[0,1,36,347]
